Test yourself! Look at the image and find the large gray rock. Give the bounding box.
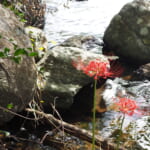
[0,4,37,125]
[60,35,102,53]
[103,0,150,65]
[38,46,109,109]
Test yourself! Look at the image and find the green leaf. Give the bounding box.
[9,38,14,42]
[0,130,10,137]
[12,57,21,64]
[29,31,33,34]
[28,52,38,57]
[10,6,15,11]
[0,52,5,57]
[7,103,13,109]
[27,47,33,51]
[14,48,28,56]
[20,19,27,23]
[0,35,2,39]
[39,67,45,72]
[13,43,18,50]
[30,38,35,42]
[18,13,24,17]
[4,47,10,54]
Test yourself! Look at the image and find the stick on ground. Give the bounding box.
[26,108,126,150]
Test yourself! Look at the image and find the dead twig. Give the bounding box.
[0,106,36,121]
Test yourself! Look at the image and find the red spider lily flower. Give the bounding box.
[73,58,114,80]
[115,98,138,116]
[72,58,124,80]
[83,60,113,80]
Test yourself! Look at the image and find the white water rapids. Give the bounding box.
[43,0,133,47]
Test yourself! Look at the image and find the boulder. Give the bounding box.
[25,26,48,62]
[0,4,37,125]
[103,0,150,65]
[38,45,109,109]
[60,35,102,53]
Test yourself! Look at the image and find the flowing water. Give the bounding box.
[44,0,133,47]
[99,78,150,149]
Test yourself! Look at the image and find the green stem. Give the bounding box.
[92,79,97,150]
[116,114,125,150]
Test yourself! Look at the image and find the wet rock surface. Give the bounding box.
[60,35,102,53]
[103,0,150,65]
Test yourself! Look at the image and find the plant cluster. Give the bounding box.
[0,35,38,64]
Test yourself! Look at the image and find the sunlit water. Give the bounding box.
[100,78,150,129]
[44,0,133,47]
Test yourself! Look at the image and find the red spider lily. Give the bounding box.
[115,98,138,116]
[73,58,114,80]
[83,59,113,80]
[72,58,124,80]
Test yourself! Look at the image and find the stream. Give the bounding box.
[43,0,133,48]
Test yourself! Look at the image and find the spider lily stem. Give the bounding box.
[92,79,97,150]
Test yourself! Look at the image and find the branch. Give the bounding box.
[26,108,127,150]
[0,106,36,121]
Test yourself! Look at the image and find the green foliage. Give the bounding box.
[28,52,38,57]
[1,0,9,6]
[12,57,21,64]
[1,1,27,23]
[7,103,13,109]
[10,6,27,23]
[27,48,32,51]
[0,35,39,64]
[14,48,28,56]
[0,52,5,57]
[4,47,10,54]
